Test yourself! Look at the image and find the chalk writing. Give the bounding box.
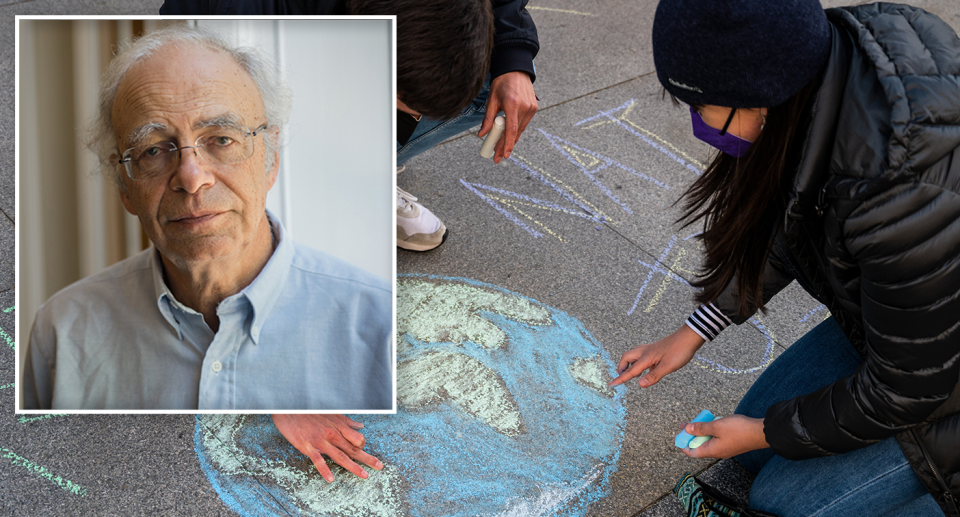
[0,309,86,501]
[3,305,14,347]
[462,124,673,240]
[459,98,708,243]
[575,99,704,176]
[690,314,778,375]
[460,179,610,242]
[510,152,612,223]
[627,237,779,374]
[628,236,690,315]
[800,304,829,323]
[0,448,88,496]
[461,179,547,239]
[18,414,68,424]
[461,154,612,241]
[540,128,670,213]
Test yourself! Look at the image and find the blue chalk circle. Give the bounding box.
[674,409,715,449]
[195,275,627,516]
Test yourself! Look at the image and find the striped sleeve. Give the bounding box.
[685,303,733,342]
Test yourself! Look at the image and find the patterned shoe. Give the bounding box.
[397,187,448,251]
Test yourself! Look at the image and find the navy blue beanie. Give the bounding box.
[652,0,831,108]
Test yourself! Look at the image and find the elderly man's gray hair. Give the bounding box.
[89,25,292,190]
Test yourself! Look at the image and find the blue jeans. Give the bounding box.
[734,317,943,517]
[397,77,492,165]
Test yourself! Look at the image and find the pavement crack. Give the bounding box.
[538,70,658,112]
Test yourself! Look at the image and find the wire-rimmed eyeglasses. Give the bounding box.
[118,123,268,181]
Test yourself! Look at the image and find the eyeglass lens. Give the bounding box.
[124,127,260,180]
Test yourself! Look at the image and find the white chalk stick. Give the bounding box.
[480,115,506,159]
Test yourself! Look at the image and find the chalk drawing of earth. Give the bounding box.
[195,275,627,516]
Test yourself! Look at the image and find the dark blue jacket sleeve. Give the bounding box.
[490,0,540,81]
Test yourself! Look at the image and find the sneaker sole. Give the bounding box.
[397,228,449,252]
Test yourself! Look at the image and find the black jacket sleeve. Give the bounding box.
[490,0,539,81]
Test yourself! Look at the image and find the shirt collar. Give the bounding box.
[152,210,293,343]
[238,211,293,344]
[152,248,185,339]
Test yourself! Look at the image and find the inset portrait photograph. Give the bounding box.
[17,18,396,411]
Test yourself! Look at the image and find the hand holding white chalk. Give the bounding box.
[480,115,506,159]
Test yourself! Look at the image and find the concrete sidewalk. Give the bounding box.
[1,0,958,516]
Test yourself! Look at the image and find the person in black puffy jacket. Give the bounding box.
[610,1,960,515]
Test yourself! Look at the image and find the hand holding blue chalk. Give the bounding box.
[674,409,714,449]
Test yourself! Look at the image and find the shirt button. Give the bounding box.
[252,325,260,337]
[212,361,222,373]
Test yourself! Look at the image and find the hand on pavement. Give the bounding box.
[272,413,383,483]
[478,71,538,163]
[609,325,705,388]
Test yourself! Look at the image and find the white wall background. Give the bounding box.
[197,19,395,281]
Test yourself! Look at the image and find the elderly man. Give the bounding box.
[24,27,391,408]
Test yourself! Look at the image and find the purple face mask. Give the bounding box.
[689,106,753,158]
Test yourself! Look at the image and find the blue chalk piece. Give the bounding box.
[674,409,715,449]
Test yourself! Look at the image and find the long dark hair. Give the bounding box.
[677,77,820,317]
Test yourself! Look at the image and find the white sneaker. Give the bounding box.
[397,187,448,251]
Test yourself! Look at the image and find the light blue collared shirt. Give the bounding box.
[24,214,393,410]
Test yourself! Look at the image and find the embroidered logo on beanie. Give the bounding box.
[668,78,703,94]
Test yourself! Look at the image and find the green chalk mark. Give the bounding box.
[3,306,16,348]
[568,356,615,398]
[397,279,549,353]
[398,349,523,436]
[202,415,404,517]
[18,414,68,423]
[0,448,88,496]
[0,383,13,390]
